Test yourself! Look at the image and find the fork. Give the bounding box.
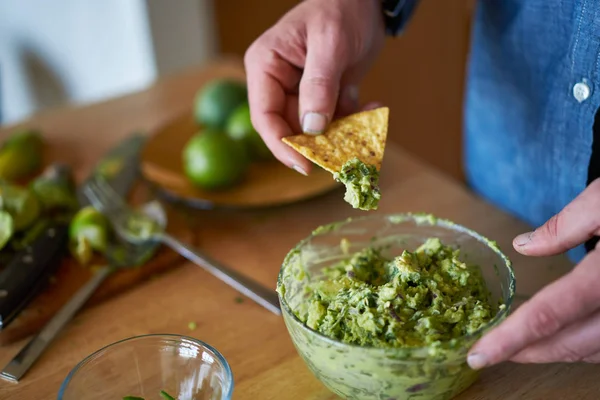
[83,177,282,316]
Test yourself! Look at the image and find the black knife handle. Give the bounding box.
[0,223,69,330]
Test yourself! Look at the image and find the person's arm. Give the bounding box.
[382,0,420,36]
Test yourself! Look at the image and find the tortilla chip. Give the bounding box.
[282,107,389,173]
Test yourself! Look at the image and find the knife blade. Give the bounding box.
[0,134,145,330]
[77,134,145,207]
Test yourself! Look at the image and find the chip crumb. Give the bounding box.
[188,321,197,331]
[235,297,244,304]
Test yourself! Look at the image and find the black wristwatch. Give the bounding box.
[381,0,418,36]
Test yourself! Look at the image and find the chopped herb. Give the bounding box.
[160,390,177,400]
[123,390,177,400]
[235,296,244,303]
[188,321,197,331]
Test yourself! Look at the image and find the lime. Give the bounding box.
[71,235,93,266]
[226,103,273,161]
[0,210,14,250]
[69,206,109,253]
[30,171,77,211]
[0,130,44,181]
[194,79,248,129]
[183,129,249,190]
[0,183,41,231]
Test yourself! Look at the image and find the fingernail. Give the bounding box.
[467,353,488,370]
[515,231,534,246]
[302,112,328,135]
[292,164,308,176]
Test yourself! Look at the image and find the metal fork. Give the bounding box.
[83,177,282,315]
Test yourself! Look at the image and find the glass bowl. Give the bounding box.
[277,213,515,400]
[58,334,233,400]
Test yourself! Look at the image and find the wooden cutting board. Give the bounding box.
[0,182,195,346]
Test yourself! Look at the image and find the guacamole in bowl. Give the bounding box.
[277,213,515,400]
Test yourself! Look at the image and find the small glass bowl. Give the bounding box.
[278,213,515,400]
[58,334,233,400]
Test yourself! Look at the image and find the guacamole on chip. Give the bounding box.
[282,107,389,211]
[333,158,381,211]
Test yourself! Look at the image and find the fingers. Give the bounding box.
[361,101,384,111]
[299,24,348,135]
[510,308,600,363]
[582,351,600,363]
[334,85,360,118]
[467,249,600,369]
[245,43,312,174]
[513,179,600,256]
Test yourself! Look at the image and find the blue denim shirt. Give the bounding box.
[397,1,599,262]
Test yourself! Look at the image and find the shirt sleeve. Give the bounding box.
[383,0,420,36]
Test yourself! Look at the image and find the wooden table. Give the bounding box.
[0,58,599,400]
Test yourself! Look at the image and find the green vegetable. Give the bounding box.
[0,210,14,250]
[30,164,77,211]
[333,158,381,211]
[0,129,44,181]
[0,181,41,231]
[194,79,248,129]
[122,390,177,400]
[225,102,272,161]
[183,129,249,190]
[69,206,109,265]
[125,211,161,241]
[159,390,176,400]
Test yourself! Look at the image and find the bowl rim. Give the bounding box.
[57,333,234,400]
[277,212,516,361]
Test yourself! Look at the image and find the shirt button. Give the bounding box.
[573,81,591,103]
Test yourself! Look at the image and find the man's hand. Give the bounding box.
[468,179,600,369]
[244,0,385,175]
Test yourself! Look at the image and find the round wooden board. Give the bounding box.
[140,113,340,209]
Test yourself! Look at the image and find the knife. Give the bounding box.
[0,166,73,331]
[0,134,145,383]
[0,134,145,330]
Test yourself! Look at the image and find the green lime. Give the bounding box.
[226,102,273,161]
[69,206,109,253]
[30,170,77,211]
[0,130,44,181]
[193,79,248,129]
[71,235,93,266]
[183,129,249,190]
[0,183,41,231]
[0,210,14,250]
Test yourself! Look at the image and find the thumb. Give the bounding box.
[298,35,347,135]
[513,180,600,256]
